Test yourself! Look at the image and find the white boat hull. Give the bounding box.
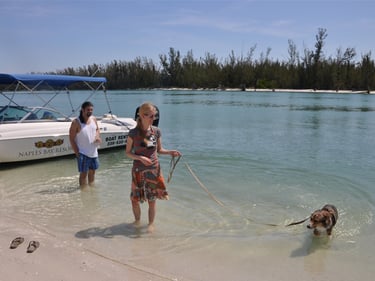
[0,73,138,164]
[0,117,136,163]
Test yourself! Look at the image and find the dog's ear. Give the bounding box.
[311,210,320,218]
[324,216,331,227]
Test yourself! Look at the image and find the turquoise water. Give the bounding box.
[1,90,375,280]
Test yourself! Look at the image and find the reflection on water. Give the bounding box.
[36,185,80,195]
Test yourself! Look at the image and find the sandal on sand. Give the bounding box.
[26,241,40,253]
[10,237,24,249]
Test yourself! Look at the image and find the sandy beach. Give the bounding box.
[0,215,174,281]
[2,212,374,281]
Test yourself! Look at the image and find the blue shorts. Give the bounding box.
[77,153,99,173]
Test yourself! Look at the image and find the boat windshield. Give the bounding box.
[0,105,67,123]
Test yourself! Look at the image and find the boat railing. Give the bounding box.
[99,114,136,128]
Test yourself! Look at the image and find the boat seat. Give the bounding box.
[41,111,55,120]
[26,113,38,120]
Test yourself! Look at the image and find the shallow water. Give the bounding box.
[1,90,375,280]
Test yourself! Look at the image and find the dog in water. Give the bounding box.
[307,204,338,236]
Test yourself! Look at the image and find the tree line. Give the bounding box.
[56,28,375,92]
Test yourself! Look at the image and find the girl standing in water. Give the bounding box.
[125,102,181,232]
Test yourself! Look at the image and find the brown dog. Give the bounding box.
[307,204,338,236]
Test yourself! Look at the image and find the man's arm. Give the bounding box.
[94,117,101,144]
[69,119,79,156]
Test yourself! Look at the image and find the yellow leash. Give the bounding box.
[184,162,279,227]
[167,155,181,183]
[184,162,225,207]
[171,159,308,228]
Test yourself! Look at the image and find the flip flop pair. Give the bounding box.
[9,237,40,253]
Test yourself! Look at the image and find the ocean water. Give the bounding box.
[1,90,375,280]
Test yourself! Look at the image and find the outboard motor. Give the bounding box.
[134,105,160,127]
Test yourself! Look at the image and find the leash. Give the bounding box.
[184,162,279,227]
[167,155,181,183]
[285,217,309,227]
[184,162,225,207]
[169,159,309,228]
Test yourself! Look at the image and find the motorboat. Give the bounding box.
[0,73,136,163]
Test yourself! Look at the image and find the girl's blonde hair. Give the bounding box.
[136,102,156,136]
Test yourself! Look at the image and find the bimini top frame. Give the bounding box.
[0,73,112,121]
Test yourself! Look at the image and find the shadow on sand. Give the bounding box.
[75,223,150,240]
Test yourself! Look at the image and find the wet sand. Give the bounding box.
[0,215,171,281]
[2,212,374,281]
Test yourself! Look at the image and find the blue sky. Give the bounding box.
[1,0,374,73]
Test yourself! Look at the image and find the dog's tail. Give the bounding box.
[285,217,309,227]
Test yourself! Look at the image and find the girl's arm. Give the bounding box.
[157,137,181,157]
[125,137,154,166]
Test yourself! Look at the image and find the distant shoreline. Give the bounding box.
[153,87,373,94]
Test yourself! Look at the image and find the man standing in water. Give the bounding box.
[69,101,101,186]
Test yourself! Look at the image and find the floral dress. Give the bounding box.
[129,126,168,202]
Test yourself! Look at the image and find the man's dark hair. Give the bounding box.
[79,101,94,123]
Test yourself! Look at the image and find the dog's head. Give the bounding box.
[307,210,333,230]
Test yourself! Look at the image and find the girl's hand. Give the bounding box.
[140,156,154,166]
[170,150,181,157]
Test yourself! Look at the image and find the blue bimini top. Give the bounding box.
[0,73,106,88]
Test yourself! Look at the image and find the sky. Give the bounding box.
[0,0,374,73]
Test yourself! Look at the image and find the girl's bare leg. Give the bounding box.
[132,200,141,226]
[131,182,141,225]
[148,200,156,232]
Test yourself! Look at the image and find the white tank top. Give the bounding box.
[76,117,98,158]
